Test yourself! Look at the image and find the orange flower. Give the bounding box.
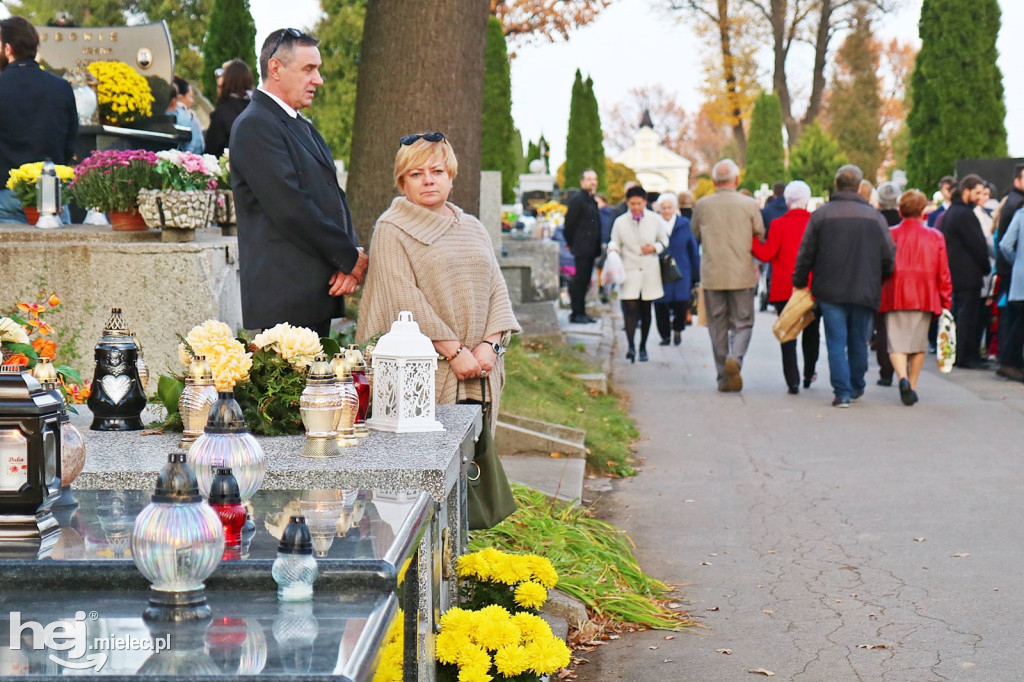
[32,338,57,359]
[5,353,29,367]
[47,294,61,307]
[16,302,45,315]
[35,321,54,336]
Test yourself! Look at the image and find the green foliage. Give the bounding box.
[471,486,692,630]
[155,374,184,429]
[512,128,525,178]
[584,76,607,194]
[907,0,1007,191]
[0,0,125,25]
[500,337,637,477]
[826,6,882,180]
[481,16,518,203]
[604,158,638,204]
[788,120,849,197]
[200,0,257,101]
[307,0,365,164]
[526,139,540,168]
[741,92,785,191]
[564,71,606,193]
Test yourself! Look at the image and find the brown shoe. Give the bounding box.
[724,358,743,392]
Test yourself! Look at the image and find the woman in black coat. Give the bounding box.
[205,60,253,158]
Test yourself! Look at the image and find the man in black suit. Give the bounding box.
[0,16,78,224]
[230,28,368,338]
[563,168,600,323]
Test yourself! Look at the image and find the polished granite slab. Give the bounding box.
[70,404,481,502]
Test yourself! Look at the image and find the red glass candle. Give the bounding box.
[208,467,247,551]
[351,369,369,426]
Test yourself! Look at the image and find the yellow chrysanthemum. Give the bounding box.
[252,322,322,369]
[184,320,251,389]
[511,612,552,644]
[493,644,531,677]
[457,663,492,682]
[439,607,477,637]
[435,630,463,666]
[529,636,571,674]
[473,605,518,651]
[527,555,559,589]
[455,644,492,681]
[513,581,548,610]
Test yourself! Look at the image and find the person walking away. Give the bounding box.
[940,174,990,369]
[792,165,895,408]
[595,192,615,303]
[879,190,953,405]
[751,180,820,394]
[760,181,787,236]
[997,207,1024,383]
[995,164,1024,379]
[607,185,669,363]
[563,169,601,323]
[652,193,699,346]
[677,190,694,220]
[873,181,903,386]
[691,159,766,392]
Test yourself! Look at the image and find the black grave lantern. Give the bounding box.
[87,308,147,431]
[0,364,62,542]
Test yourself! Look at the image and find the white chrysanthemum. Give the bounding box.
[186,320,235,356]
[177,342,192,367]
[0,317,30,345]
[252,322,322,369]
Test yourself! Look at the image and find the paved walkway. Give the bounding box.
[576,307,1024,681]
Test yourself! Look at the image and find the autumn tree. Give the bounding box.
[604,84,692,156]
[823,3,882,181]
[482,15,518,203]
[788,120,848,197]
[307,0,365,164]
[878,38,916,177]
[347,0,490,247]
[742,92,785,191]
[558,157,636,203]
[906,0,1006,191]
[492,0,609,50]
[0,0,126,25]
[200,0,257,101]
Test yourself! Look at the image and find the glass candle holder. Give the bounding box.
[271,515,318,602]
[208,467,246,552]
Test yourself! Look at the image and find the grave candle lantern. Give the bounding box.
[366,311,444,433]
[299,354,342,458]
[34,159,62,229]
[178,355,218,450]
[32,358,84,510]
[86,307,147,431]
[345,345,370,438]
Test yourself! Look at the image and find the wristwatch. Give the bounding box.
[488,341,506,357]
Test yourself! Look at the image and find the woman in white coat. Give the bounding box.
[608,185,670,362]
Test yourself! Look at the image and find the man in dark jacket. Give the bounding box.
[793,165,895,407]
[941,174,991,368]
[760,181,787,235]
[563,169,600,323]
[0,16,78,224]
[995,164,1024,378]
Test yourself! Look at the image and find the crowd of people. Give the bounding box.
[560,155,1024,409]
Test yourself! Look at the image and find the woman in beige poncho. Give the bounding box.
[356,133,519,421]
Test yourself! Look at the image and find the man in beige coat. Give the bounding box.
[691,159,766,392]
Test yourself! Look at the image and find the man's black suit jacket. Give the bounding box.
[230,90,360,330]
[0,58,78,183]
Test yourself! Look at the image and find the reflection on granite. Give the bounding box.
[0,590,396,681]
[71,404,480,501]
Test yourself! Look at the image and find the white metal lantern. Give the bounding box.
[367,311,443,433]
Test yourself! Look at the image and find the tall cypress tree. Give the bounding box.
[826,4,882,181]
[201,0,258,101]
[583,75,608,193]
[526,140,540,166]
[741,92,785,191]
[907,0,1007,191]
[564,70,588,192]
[481,16,517,203]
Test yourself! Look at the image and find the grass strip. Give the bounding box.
[471,485,691,631]
[500,337,638,477]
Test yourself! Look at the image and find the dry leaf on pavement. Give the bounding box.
[717,649,732,655]
[951,553,971,558]
[748,668,775,676]
[857,644,888,650]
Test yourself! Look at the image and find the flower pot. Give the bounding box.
[215,189,236,227]
[109,211,148,231]
[23,207,40,224]
[138,189,217,230]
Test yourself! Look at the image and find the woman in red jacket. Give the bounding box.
[879,190,953,405]
[751,180,820,394]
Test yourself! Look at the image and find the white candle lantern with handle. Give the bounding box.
[367,311,444,433]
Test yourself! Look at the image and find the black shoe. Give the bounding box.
[626,349,635,363]
[788,385,799,395]
[928,345,937,354]
[877,376,893,387]
[659,338,671,346]
[639,349,648,362]
[832,396,850,408]
[803,374,816,389]
[899,378,914,406]
[569,314,597,324]
[910,390,919,405]
[996,365,1024,380]
[673,331,682,345]
[957,360,991,370]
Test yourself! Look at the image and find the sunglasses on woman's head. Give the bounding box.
[400,132,445,146]
[268,28,303,61]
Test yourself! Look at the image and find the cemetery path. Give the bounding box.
[576,307,1024,682]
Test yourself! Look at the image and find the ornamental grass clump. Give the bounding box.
[68,149,161,213]
[88,60,154,124]
[5,162,75,208]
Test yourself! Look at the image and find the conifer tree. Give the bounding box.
[907,0,1007,190]
[583,76,608,193]
[538,134,550,172]
[526,140,540,167]
[741,92,785,191]
[826,4,882,181]
[788,120,849,197]
[564,70,588,192]
[201,0,257,101]
[481,16,518,203]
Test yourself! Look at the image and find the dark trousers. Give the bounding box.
[569,253,596,317]
[654,301,689,340]
[310,319,332,339]
[774,301,821,389]
[621,299,653,351]
[999,301,1024,369]
[874,312,894,382]
[952,288,982,366]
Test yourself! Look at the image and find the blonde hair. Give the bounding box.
[393,137,459,191]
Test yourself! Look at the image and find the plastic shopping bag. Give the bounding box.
[601,250,626,286]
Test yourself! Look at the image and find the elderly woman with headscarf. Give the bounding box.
[751,180,821,393]
[652,192,699,346]
[607,184,670,362]
[880,190,953,405]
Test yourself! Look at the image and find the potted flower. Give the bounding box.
[137,150,221,241]
[88,60,154,126]
[5,161,75,224]
[67,149,161,230]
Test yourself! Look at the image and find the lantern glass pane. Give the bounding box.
[0,428,29,492]
[43,429,57,483]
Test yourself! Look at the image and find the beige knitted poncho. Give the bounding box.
[356,197,519,422]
